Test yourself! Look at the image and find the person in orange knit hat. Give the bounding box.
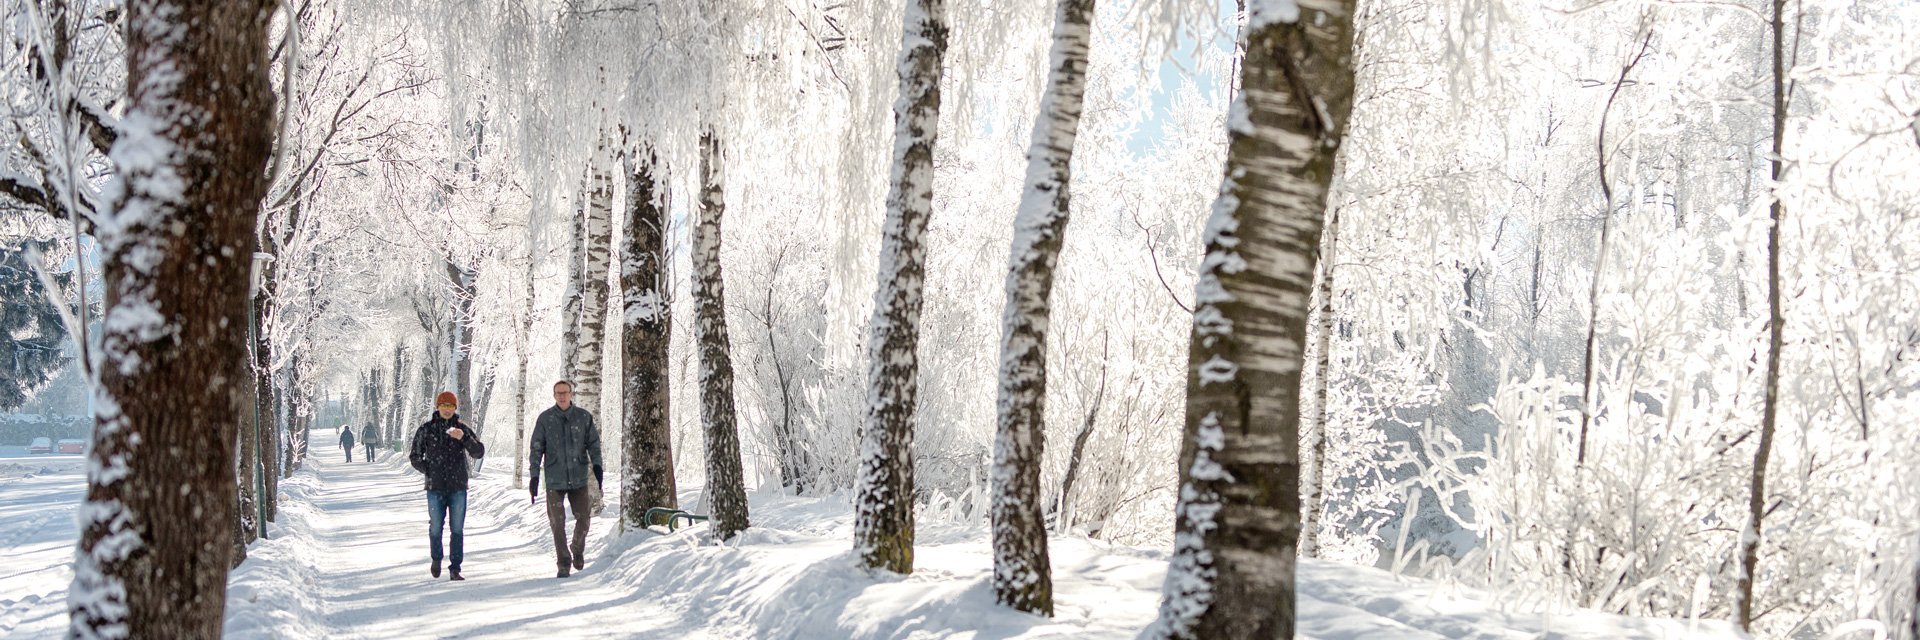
[409,390,485,581]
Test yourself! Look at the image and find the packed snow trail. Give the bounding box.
[223,437,704,640]
[0,455,83,637]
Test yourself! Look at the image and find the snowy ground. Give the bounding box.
[0,439,1742,639]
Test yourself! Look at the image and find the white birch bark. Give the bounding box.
[1144,1,1357,637]
[989,0,1095,616]
[852,0,949,575]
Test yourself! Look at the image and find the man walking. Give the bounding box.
[410,391,486,581]
[362,423,381,462]
[339,425,356,462]
[530,380,603,578]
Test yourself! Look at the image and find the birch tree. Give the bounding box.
[1145,0,1358,637]
[574,145,614,512]
[852,0,950,576]
[622,146,677,521]
[694,131,750,540]
[989,0,1097,616]
[68,0,276,635]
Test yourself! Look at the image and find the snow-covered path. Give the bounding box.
[0,453,84,637]
[224,438,702,640]
[2,438,1743,639]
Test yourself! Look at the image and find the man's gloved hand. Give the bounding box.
[529,479,539,505]
[592,465,604,492]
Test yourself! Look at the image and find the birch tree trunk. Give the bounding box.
[575,144,615,513]
[561,191,586,379]
[989,0,1095,616]
[513,218,535,489]
[1301,207,1340,559]
[1144,2,1356,638]
[387,343,405,444]
[694,131,750,540]
[853,0,949,576]
[68,0,275,635]
[622,147,677,524]
[1735,0,1789,630]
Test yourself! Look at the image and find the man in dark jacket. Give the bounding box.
[410,391,485,581]
[361,423,380,462]
[529,380,602,578]
[339,425,356,462]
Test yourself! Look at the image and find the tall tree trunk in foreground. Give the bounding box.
[1144,1,1357,638]
[853,0,949,576]
[1736,0,1790,630]
[69,0,276,636]
[622,147,677,524]
[694,132,750,540]
[1301,207,1340,559]
[574,144,615,513]
[990,0,1095,616]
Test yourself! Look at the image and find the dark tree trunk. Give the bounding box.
[621,146,678,526]
[853,0,948,576]
[1736,0,1790,631]
[1144,2,1357,638]
[694,132,750,540]
[68,0,276,635]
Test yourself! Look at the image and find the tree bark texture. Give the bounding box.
[1735,0,1789,630]
[1301,207,1340,559]
[573,146,614,513]
[853,0,949,576]
[989,0,1095,617]
[1144,2,1356,638]
[68,1,276,636]
[621,148,678,524]
[514,216,536,490]
[694,132,750,540]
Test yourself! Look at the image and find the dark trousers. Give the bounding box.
[427,490,468,571]
[364,443,375,461]
[344,446,353,462]
[545,486,591,567]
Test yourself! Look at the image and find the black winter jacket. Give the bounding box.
[529,405,602,492]
[409,413,485,492]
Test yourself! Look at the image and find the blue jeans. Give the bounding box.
[426,490,468,570]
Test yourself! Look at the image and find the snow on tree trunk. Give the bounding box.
[1736,0,1790,630]
[449,257,477,413]
[621,147,677,523]
[694,131,750,541]
[68,1,276,636]
[989,0,1095,616]
[1143,1,1356,638]
[387,344,405,444]
[514,214,535,490]
[561,190,586,379]
[576,145,614,513]
[237,382,258,545]
[853,0,949,576]
[1300,207,1339,559]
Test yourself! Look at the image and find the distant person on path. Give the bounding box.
[410,391,486,581]
[361,423,380,462]
[529,380,603,578]
[339,425,355,462]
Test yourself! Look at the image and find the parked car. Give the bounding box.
[28,437,52,454]
[56,439,85,454]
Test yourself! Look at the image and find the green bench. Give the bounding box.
[642,507,710,532]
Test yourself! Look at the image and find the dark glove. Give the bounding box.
[592,465,604,492]
[529,476,540,505]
